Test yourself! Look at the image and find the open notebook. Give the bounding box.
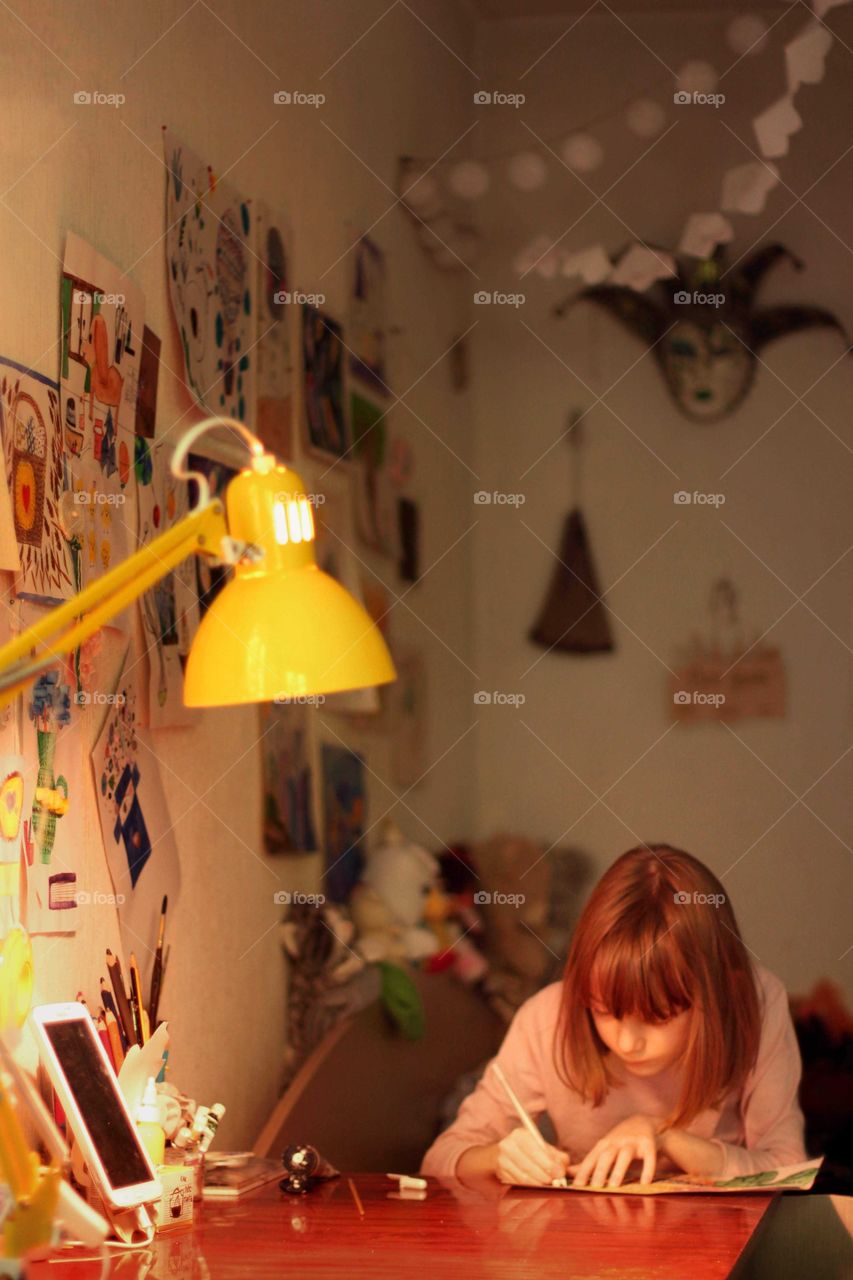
[541,1157,823,1196]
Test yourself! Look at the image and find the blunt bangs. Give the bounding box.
[583,920,694,1025]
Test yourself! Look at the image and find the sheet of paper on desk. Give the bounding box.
[546,1157,822,1195]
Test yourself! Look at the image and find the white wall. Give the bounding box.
[1,0,479,1146]
[469,7,853,996]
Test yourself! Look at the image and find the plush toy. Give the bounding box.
[348,881,407,964]
[350,820,439,963]
[475,834,551,977]
[423,885,488,984]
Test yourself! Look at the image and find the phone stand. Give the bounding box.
[103,1202,155,1248]
[70,1145,156,1248]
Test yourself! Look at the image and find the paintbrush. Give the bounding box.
[148,895,168,1026]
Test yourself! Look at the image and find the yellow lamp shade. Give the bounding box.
[184,563,396,705]
[183,456,396,706]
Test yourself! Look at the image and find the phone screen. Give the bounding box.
[44,1018,153,1189]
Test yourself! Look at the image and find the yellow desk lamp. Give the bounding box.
[0,417,396,709]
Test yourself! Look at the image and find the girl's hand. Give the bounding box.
[494,1127,570,1186]
[570,1115,662,1189]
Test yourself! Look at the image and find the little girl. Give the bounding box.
[421,844,806,1187]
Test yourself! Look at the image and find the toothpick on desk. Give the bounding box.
[347,1177,365,1218]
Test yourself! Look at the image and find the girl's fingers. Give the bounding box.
[495,1150,525,1184]
[498,1139,557,1186]
[514,1134,566,1181]
[607,1146,634,1189]
[639,1140,657,1186]
[520,1148,560,1186]
[571,1150,598,1187]
[590,1147,617,1188]
[544,1141,570,1178]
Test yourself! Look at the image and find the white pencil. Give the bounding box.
[491,1061,549,1151]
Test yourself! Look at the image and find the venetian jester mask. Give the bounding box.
[558,244,848,423]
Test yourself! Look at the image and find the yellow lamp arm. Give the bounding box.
[0,499,229,708]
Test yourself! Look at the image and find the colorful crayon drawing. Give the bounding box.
[28,671,71,866]
[18,622,83,935]
[549,1158,823,1196]
[0,756,29,937]
[91,648,180,964]
[302,305,349,461]
[136,441,197,727]
[260,703,317,854]
[59,233,143,590]
[95,685,151,888]
[0,357,73,602]
[134,327,161,440]
[112,762,151,887]
[321,743,366,903]
[350,392,395,557]
[164,130,254,422]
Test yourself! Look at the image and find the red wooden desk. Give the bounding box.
[28,1174,779,1279]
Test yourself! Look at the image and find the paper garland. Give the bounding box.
[508,0,850,284]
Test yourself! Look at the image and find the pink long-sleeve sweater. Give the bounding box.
[421,965,806,1180]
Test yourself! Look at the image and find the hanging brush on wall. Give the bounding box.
[528,409,615,655]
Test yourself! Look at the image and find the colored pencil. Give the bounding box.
[106,950,136,1048]
[96,1015,115,1071]
[104,1009,125,1070]
[100,978,128,1049]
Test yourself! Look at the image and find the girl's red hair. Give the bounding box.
[556,844,761,1126]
